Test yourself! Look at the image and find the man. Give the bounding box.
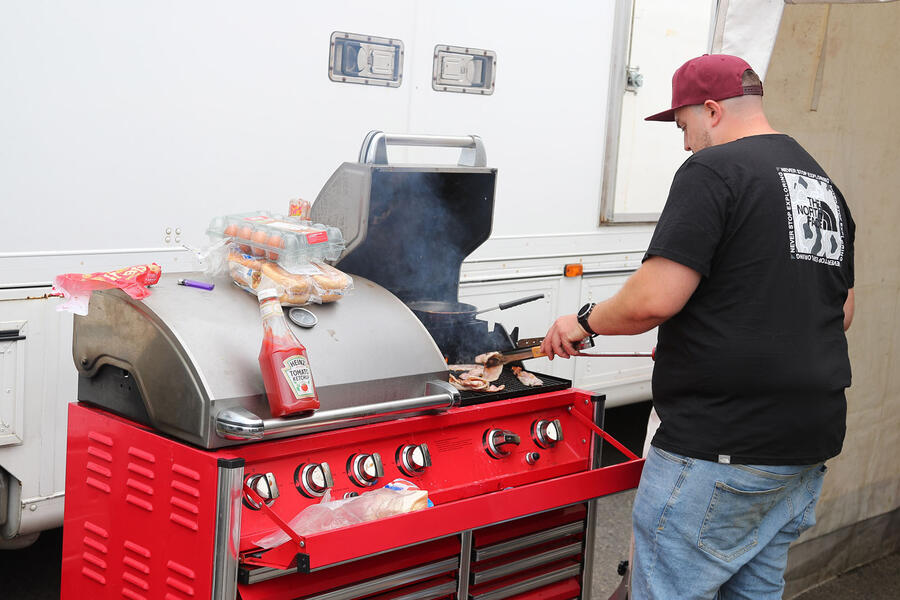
[542,54,855,599]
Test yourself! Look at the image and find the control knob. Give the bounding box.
[484,428,521,459]
[397,443,432,476]
[348,453,384,487]
[243,472,279,509]
[532,419,564,449]
[294,462,334,498]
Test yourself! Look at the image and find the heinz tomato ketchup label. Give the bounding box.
[280,354,315,400]
[258,294,320,416]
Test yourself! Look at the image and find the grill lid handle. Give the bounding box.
[359,130,487,167]
[216,407,265,440]
[215,380,461,441]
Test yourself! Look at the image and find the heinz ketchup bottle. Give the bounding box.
[257,288,319,416]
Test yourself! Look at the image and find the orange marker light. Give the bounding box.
[564,263,584,277]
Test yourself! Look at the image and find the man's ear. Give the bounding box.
[704,100,723,127]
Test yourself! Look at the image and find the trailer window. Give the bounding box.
[601,0,716,223]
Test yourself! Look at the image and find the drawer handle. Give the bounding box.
[0,329,25,342]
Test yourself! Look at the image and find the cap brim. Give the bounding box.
[644,107,675,122]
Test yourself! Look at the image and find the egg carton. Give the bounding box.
[207,211,344,269]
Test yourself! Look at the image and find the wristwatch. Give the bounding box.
[577,302,598,337]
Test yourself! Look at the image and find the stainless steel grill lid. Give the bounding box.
[73,274,449,448]
[311,132,497,306]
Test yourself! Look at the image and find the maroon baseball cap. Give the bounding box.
[645,54,763,122]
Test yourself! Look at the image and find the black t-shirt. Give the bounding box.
[645,134,855,465]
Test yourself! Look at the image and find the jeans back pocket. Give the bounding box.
[698,481,786,562]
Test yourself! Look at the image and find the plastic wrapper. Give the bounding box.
[253,480,430,550]
[52,263,162,316]
[288,198,311,220]
[226,248,353,306]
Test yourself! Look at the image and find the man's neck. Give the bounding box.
[716,116,780,145]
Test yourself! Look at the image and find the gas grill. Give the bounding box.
[61,132,643,600]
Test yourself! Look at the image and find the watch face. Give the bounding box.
[578,303,593,318]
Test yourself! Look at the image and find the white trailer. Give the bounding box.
[0,0,653,547]
[1,0,898,595]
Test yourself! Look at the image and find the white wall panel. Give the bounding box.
[612,0,715,216]
[407,1,617,237]
[1,0,622,257]
[0,1,417,255]
[0,321,26,446]
[0,290,75,534]
[573,274,656,404]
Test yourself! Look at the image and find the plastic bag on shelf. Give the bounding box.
[252,479,430,550]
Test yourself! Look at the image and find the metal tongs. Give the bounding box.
[482,337,655,368]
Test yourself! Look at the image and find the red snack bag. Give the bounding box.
[53,263,162,315]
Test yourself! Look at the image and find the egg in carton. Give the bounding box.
[207,211,345,271]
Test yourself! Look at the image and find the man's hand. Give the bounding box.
[541,314,589,360]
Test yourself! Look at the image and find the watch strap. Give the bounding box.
[577,303,598,337]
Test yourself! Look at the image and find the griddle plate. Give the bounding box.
[455,365,571,406]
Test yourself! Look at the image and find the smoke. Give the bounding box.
[335,169,496,303]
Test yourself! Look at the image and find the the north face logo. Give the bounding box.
[778,167,845,267]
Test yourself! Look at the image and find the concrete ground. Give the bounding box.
[0,526,62,598]
[590,489,636,597]
[793,552,900,599]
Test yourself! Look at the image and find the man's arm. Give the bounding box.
[843,288,855,331]
[541,256,702,359]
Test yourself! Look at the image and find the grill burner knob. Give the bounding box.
[243,472,279,510]
[532,419,564,449]
[348,453,384,487]
[397,443,432,476]
[294,462,334,498]
[484,428,521,459]
[525,452,540,465]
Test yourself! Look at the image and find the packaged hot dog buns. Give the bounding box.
[308,261,355,302]
[259,260,312,305]
[227,250,265,294]
[227,249,352,306]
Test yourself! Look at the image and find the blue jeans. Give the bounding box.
[631,446,827,600]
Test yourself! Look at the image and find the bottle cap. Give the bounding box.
[257,288,279,301]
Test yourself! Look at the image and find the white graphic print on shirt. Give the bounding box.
[778,167,844,267]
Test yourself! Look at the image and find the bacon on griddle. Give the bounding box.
[448,373,505,392]
[474,352,503,382]
[511,366,543,387]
